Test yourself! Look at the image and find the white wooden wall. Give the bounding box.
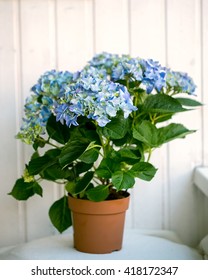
[0,0,208,248]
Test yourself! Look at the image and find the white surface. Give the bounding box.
[0,230,203,260]
[194,167,208,197]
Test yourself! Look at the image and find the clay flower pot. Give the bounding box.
[68,194,130,254]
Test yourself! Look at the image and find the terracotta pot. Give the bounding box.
[68,194,130,254]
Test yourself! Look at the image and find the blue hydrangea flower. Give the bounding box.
[135,58,166,93]
[17,70,75,144]
[111,56,143,82]
[54,66,137,127]
[166,70,196,95]
[31,69,74,97]
[16,95,52,144]
[90,53,167,94]
[89,52,119,72]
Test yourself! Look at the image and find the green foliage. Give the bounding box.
[133,121,159,148]
[68,171,94,197]
[10,53,202,233]
[102,113,130,139]
[59,139,90,168]
[9,178,42,200]
[112,171,135,190]
[27,149,61,175]
[143,93,187,114]
[157,123,196,144]
[49,196,72,233]
[95,158,121,179]
[10,104,199,232]
[133,121,195,149]
[130,162,158,181]
[86,185,110,202]
[176,98,203,107]
[46,114,71,144]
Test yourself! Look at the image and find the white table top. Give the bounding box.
[0,229,203,260]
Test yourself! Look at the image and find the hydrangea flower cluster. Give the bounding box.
[111,56,143,81]
[166,70,196,94]
[17,95,52,144]
[54,66,137,127]
[31,69,74,97]
[17,52,197,144]
[17,70,74,144]
[90,53,169,94]
[89,52,119,72]
[138,59,166,93]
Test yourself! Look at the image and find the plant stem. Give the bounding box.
[46,139,60,149]
[97,128,111,157]
[147,148,152,162]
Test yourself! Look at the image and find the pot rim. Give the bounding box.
[68,193,130,215]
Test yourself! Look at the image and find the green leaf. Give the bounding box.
[78,120,101,144]
[86,185,109,202]
[65,181,76,193]
[73,161,94,175]
[102,113,129,139]
[46,114,71,144]
[59,139,90,168]
[40,164,72,181]
[143,94,187,114]
[133,121,195,148]
[27,148,61,176]
[112,171,135,190]
[95,158,120,179]
[158,123,196,144]
[27,155,51,175]
[34,183,43,196]
[32,149,74,181]
[33,137,46,150]
[49,196,72,233]
[130,162,157,181]
[79,147,100,164]
[8,178,43,200]
[133,121,159,147]
[31,151,40,160]
[45,148,61,158]
[71,171,94,196]
[116,147,141,165]
[176,97,203,107]
[112,133,130,146]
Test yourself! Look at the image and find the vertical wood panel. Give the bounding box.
[166,0,203,246]
[0,0,23,246]
[130,0,166,62]
[202,0,208,166]
[202,0,208,236]
[56,0,94,70]
[94,0,129,54]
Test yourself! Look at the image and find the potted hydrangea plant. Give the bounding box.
[9,52,201,254]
